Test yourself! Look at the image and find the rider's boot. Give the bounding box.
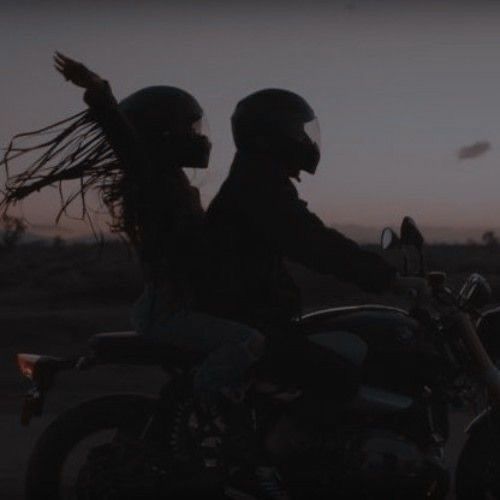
[217,400,290,500]
[225,465,290,500]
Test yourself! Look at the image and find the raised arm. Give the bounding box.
[53,53,160,251]
[53,52,148,179]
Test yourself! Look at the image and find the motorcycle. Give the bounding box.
[16,217,500,499]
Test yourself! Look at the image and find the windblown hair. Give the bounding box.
[1,110,134,239]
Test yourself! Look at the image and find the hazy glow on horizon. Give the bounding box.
[1,0,500,238]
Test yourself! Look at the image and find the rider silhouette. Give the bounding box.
[202,89,397,331]
[196,89,400,498]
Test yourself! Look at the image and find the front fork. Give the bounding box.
[452,312,500,404]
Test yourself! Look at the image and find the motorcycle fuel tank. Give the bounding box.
[298,305,439,392]
[299,305,418,345]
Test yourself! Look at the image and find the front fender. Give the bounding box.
[465,407,500,434]
[477,306,500,361]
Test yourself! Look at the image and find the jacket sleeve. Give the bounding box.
[83,82,148,180]
[244,178,397,293]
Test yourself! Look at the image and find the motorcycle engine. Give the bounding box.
[268,418,448,499]
[344,430,448,497]
[75,440,169,499]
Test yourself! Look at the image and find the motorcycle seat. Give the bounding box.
[89,331,202,367]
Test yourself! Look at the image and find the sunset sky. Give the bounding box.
[1,0,500,240]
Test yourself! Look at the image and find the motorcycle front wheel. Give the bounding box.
[455,416,500,500]
[25,393,157,500]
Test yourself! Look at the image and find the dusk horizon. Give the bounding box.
[16,219,500,245]
[2,0,500,236]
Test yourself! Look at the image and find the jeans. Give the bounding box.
[131,286,262,403]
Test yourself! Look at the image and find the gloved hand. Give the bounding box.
[54,52,106,92]
[392,276,432,305]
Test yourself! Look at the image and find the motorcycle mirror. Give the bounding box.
[400,216,424,250]
[459,273,492,309]
[381,227,400,250]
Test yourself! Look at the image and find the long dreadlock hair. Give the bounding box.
[0,109,132,239]
[1,85,210,275]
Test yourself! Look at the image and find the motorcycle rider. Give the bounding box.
[199,88,428,497]
[203,87,398,350]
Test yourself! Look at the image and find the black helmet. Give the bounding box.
[231,89,321,174]
[119,86,211,169]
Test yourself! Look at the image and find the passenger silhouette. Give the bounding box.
[1,54,267,482]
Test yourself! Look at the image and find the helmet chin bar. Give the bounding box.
[272,120,321,175]
[295,140,320,175]
[157,132,211,170]
[180,135,212,170]
[237,134,320,176]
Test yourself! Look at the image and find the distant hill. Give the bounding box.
[6,223,500,246]
[336,224,500,245]
[0,222,113,245]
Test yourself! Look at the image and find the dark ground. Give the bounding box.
[1,240,499,498]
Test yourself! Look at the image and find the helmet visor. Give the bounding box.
[304,117,321,150]
[192,115,210,140]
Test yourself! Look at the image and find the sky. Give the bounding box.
[1,0,500,241]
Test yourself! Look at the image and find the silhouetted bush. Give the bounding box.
[1,240,500,309]
[0,214,26,251]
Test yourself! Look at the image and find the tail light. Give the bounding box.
[16,354,42,380]
[16,354,73,426]
[16,353,74,386]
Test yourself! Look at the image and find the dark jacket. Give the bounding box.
[200,152,396,327]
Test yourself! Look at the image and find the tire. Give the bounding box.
[25,394,157,500]
[455,417,500,500]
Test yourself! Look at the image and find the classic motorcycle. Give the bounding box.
[17,217,500,499]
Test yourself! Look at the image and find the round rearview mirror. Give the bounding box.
[381,227,400,250]
[459,273,492,309]
[400,216,424,250]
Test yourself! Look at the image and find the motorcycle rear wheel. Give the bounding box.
[25,393,156,500]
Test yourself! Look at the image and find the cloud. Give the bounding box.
[458,141,492,160]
